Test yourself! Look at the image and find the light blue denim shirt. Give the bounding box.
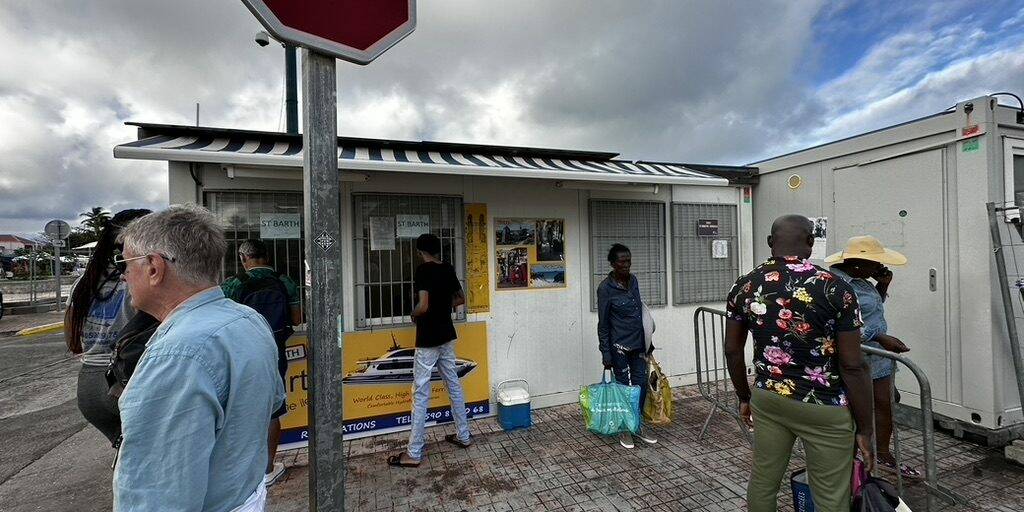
[114,287,285,512]
[830,267,887,341]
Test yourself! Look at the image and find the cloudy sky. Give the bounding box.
[1,0,1023,234]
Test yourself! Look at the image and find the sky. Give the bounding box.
[1,0,1024,235]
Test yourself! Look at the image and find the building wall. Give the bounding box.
[752,96,1024,429]
[172,163,750,409]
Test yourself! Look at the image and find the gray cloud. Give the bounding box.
[1,0,1023,235]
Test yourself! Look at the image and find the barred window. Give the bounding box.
[203,190,306,305]
[671,203,739,304]
[353,194,465,329]
[589,200,667,309]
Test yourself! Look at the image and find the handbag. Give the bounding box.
[642,354,673,425]
[579,370,641,436]
[853,474,912,512]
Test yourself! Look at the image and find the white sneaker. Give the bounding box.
[618,432,635,449]
[265,462,286,487]
[635,428,658,445]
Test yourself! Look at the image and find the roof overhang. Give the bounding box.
[114,123,733,187]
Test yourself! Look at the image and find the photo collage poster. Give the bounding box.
[494,218,566,289]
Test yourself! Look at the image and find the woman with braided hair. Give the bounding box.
[65,208,150,444]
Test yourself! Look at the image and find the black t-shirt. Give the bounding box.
[413,262,462,347]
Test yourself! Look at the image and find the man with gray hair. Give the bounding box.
[112,205,284,512]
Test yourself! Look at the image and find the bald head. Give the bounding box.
[768,215,814,259]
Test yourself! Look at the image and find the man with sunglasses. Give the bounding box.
[112,205,284,512]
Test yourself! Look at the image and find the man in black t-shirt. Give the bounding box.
[387,234,471,468]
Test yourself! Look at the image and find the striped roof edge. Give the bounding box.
[115,123,752,186]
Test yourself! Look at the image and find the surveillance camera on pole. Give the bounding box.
[254,30,272,47]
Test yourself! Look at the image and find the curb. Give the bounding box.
[14,322,64,337]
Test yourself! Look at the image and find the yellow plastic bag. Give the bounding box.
[642,355,673,425]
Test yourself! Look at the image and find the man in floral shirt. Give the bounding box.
[724,215,875,512]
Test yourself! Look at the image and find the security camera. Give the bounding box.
[254,30,271,47]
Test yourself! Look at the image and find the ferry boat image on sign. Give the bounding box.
[343,339,478,385]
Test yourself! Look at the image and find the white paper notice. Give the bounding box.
[809,217,828,260]
[711,239,729,259]
[370,217,395,251]
[396,215,430,238]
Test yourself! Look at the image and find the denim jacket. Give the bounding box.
[829,267,887,342]
[597,273,645,362]
[114,287,285,512]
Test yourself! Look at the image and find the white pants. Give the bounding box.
[230,476,269,512]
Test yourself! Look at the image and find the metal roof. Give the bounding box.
[114,123,737,186]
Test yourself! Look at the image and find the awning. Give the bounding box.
[114,124,731,186]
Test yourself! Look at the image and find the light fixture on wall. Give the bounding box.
[554,181,659,194]
[221,164,369,182]
[787,174,803,190]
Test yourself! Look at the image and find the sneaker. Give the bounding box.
[265,462,286,487]
[635,428,658,445]
[618,432,635,449]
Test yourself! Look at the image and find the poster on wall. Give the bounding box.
[369,216,396,251]
[259,213,301,239]
[496,246,529,289]
[809,216,828,260]
[277,323,491,449]
[535,219,565,262]
[494,219,535,245]
[494,217,567,290]
[464,204,490,313]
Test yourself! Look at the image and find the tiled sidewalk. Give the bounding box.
[268,385,1024,511]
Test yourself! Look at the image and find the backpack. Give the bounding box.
[237,271,294,347]
[106,311,160,399]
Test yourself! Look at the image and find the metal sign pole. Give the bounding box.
[301,48,345,511]
[54,241,62,312]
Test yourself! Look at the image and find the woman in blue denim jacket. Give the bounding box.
[828,235,920,479]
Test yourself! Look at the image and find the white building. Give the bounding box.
[751,95,1024,443]
[115,122,756,416]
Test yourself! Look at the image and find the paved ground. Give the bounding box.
[268,386,1024,512]
[0,310,64,335]
[2,330,1023,511]
[0,331,114,512]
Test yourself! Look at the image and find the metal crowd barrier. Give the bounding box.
[693,307,751,443]
[693,307,963,510]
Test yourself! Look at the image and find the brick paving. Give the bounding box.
[268,384,1024,511]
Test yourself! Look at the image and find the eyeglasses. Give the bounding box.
[113,253,176,274]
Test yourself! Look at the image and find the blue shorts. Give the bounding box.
[864,340,896,380]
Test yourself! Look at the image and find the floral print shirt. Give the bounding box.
[726,257,863,406]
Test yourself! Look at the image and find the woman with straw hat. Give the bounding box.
[827,235,921,479]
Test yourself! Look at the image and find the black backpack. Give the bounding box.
[106,311,160,399]
[237,271,294,347]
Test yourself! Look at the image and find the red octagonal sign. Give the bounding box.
[242,0,416,65]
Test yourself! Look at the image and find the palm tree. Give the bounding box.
[79,207,111,239]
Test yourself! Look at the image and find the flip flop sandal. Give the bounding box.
[878,458,922,479]
[444,434,472,448]
[386,454,420,468]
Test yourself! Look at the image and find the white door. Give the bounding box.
[833,149,948,403]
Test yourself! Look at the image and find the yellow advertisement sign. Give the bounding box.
[465,203,490,313]
[279,322,491,448]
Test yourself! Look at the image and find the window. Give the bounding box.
[353,194,465,328]
[203,190,306,305]
[671,203,739,304]
[589,200,667,309]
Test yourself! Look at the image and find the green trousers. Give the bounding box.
[747,388,855,512]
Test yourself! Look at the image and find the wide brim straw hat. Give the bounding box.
[824,235,908,266]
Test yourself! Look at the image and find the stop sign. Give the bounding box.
[242,0,416,64]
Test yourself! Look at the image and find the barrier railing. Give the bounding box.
[693,307,962,510]
[860,345,960,511]
[693,307,751,443]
